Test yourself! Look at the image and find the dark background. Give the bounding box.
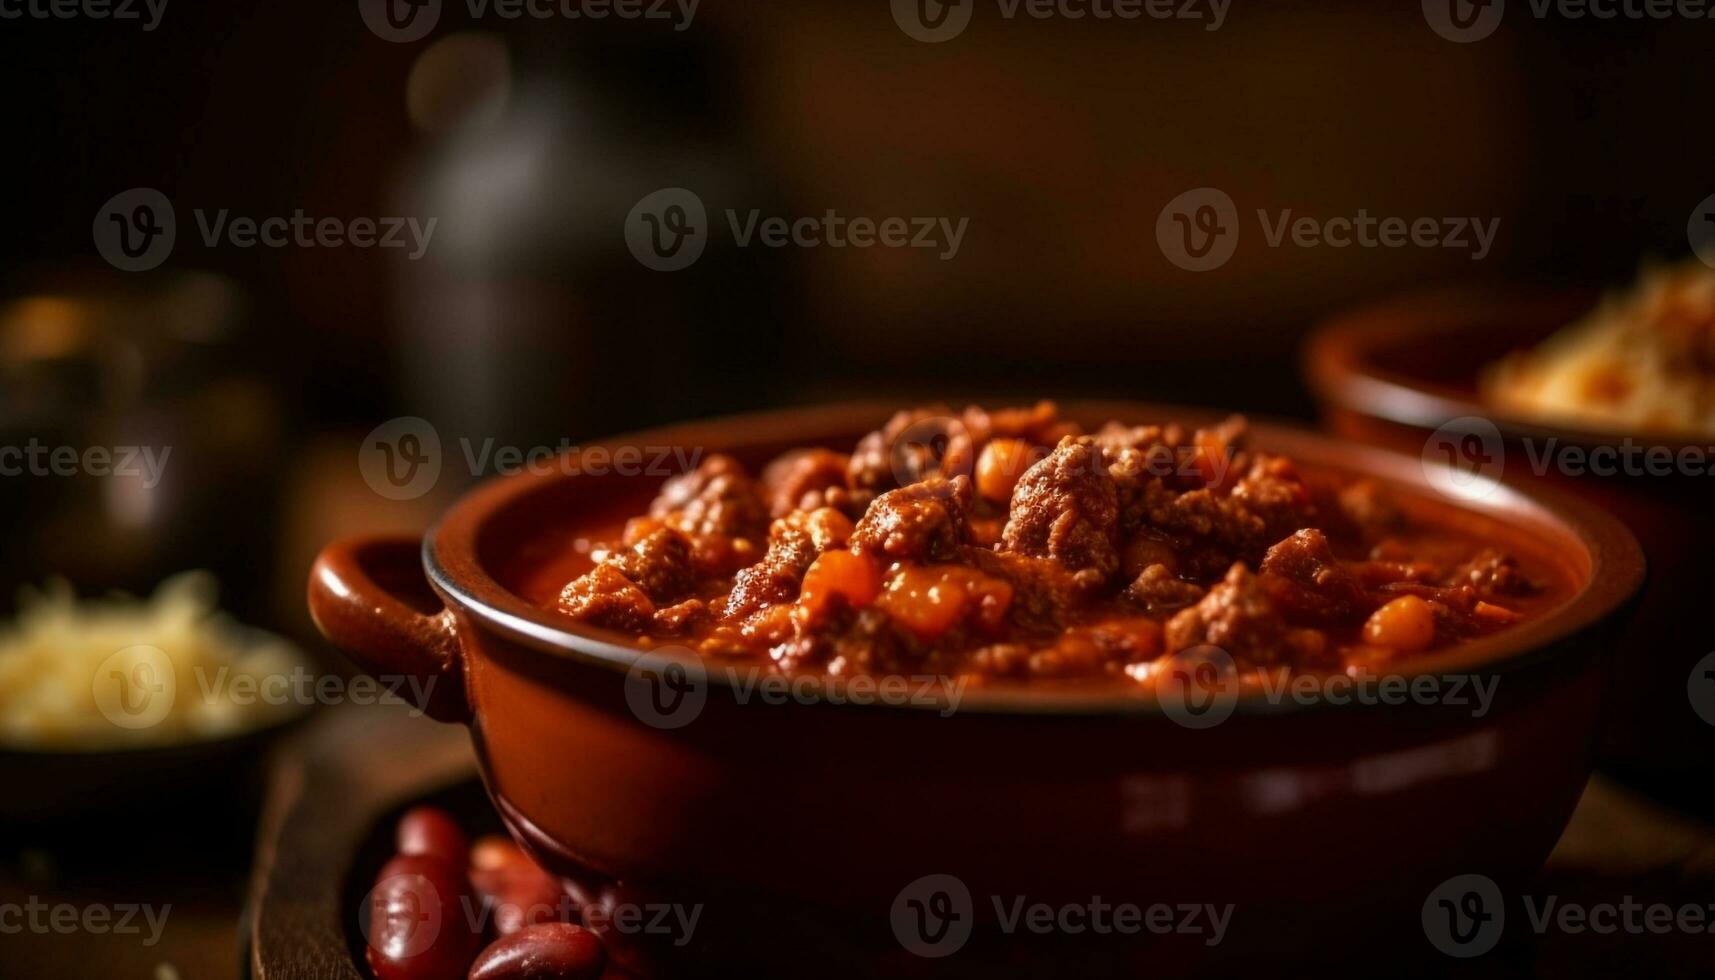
[6,1,1713,629]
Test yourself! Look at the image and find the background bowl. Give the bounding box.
[1307,288,1715,813]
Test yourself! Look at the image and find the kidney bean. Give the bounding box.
[396,806,469,864]
[365,853,483,980]
[468,836,572,937]
[468,922,606,980]
[470,834,531,873]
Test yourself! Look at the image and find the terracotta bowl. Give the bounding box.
[1306,289,1715,812]
[309,402,1642,975]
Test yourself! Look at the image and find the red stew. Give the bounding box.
[531,403,1564,686]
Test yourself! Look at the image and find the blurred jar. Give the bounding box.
[0,269,284,620]
[387,22,799,464]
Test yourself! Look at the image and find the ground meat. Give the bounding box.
[761,448,851,518]
[653,598,709,634]
[544,404,1549,683]
[607,527,695,604]
[649,455,769,541]
[1227,455,1317,550]
[721,507,855,621]
[849,477,972,563]
[1124,564,1206,613]
[1001,437,1120,579]
[1119,454,1315,576]
[1165,563,1293,667]
[557,565,655,632]
[847,407,974,494]
[1257,528,1372,625]
[962,546,1085,632]
[776,606,913,675]
[1335,478,1404,537]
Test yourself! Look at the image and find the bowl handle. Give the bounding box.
[307,535,469,723]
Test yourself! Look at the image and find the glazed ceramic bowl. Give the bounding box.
[309,402,1642,974]
[1307,289,1713,812]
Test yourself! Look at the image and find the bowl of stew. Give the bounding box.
[1306,270,1715,811]
[309,401,1641,974]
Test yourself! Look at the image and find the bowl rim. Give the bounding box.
[1304,283,1715,451]
[422,400,1644,718]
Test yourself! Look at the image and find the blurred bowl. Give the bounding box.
[0,626,313,825]
[1306,286,1715,811]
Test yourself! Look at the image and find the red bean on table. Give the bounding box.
[366,853,484,980]
[468,922,606,980]
[396,805,470,864]
[467,834,571,936]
